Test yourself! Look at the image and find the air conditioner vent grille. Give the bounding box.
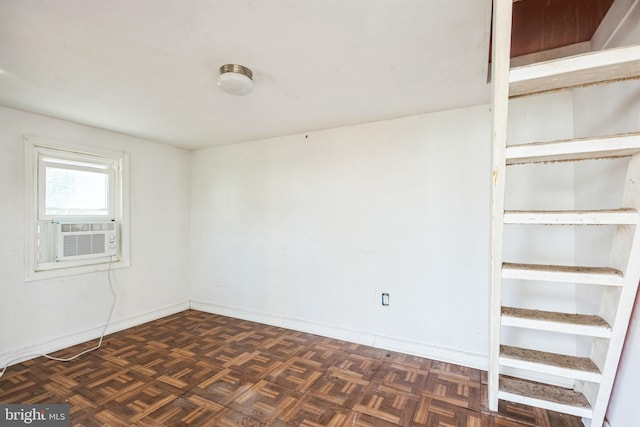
[57,222,117,261]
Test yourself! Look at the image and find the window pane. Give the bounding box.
[45,166,109,216]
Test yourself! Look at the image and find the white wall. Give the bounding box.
[190,106,492,364]
[0,106,190,365]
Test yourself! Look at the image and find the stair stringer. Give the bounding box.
[488,0,514,413]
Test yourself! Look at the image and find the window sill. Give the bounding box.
[25,257,130,282]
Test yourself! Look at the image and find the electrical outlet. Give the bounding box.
[381,293,389,306]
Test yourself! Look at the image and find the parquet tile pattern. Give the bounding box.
[0,310,583,426]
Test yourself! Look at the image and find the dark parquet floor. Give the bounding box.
[0,310,583,426]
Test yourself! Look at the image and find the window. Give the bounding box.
[39,152,114,220]
[25,135,129,280]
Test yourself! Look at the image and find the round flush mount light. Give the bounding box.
[217,64,254,96]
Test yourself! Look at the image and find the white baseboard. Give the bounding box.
[190,300,487,370]
[0,301,189,368]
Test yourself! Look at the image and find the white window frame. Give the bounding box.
[24,135,130,281]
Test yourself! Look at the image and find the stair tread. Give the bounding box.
[502,307,609,328]
[503,262,622,277]
[509,43,640,97]
[506,131,640,164]
[500,345,600,373]
[502,262,624,285]
[504,208,638,225]
[500,375,591,409]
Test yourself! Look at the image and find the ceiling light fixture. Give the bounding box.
[217,64,254,96]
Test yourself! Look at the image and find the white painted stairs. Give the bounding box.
[488,1,640,426]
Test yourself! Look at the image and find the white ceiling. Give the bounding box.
[0,0,492,150]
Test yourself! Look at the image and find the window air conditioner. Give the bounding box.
[56,222,118,261]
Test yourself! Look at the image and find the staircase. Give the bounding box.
[488,1,640,426]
